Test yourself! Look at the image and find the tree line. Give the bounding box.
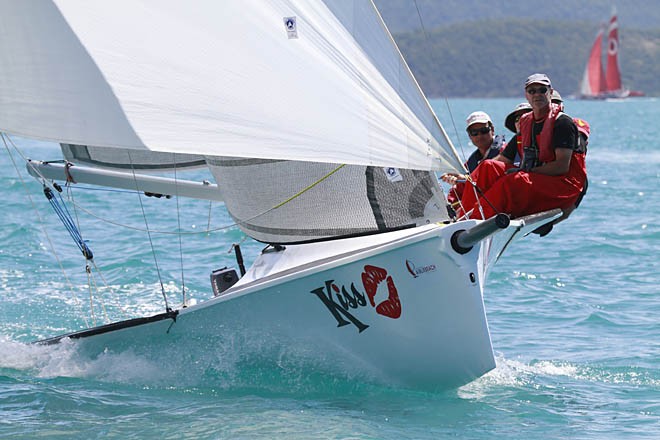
[391,18,660,98]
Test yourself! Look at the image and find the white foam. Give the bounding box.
[0,335,83,376]
[457,354,578,399]
[0,335,166,384]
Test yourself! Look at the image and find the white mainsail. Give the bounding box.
[0,0,463,173]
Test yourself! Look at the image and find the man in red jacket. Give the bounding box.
[458,73,587,220]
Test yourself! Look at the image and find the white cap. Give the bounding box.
[465,111,492,128]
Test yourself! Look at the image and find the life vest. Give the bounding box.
[518,103,563,164]
[464,134,505,172]
[573,117,590,154]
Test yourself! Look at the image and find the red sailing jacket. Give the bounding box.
[518,103,562,163]
[518,104,587,188]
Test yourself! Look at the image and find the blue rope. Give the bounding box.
[43,186,94,260]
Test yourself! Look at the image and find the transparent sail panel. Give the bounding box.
[206,157,448,244]
[61,144,206,171]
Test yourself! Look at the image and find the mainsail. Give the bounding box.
[0,0,463,173]
[0,0,462,244]
[605,13,623,94]
[579,27,606,97]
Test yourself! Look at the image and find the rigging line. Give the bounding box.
[66,201,234,235]
[19,155,229,236]
[411,0,468,166]
[63,182,130,320]
[44,186,93,259]
[20,144,342,246]
[86,268,97,327]
[47,181,127,321]
[88,267,110,323]
[44,176,128,321]
[29,154,346,237]
[127,151,170,313]
[1,133,90,327]
[464,176,501,220]
[408,0,496,223]
[65,160,342,237]
[205,200,213,234]
[448,186,467,219]
[173,154,187,307]
[88,258,130,318]
[59,185,139,194]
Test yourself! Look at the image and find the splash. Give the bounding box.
[458,353,659,400]
[0,335,165,383]
[457,354,579,399]
[0,331,385,394]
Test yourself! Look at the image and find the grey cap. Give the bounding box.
[551,89,563,103]
[524,73,552,88]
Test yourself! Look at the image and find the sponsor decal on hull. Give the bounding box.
[310,265,401,333]
[405,259,436,278]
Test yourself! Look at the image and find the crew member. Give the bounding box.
[458,73,587,220]
[441,111,504,209]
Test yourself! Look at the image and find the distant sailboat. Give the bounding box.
[578,12,643,99]
[579,13,624,98]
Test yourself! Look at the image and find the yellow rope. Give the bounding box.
[270,163,346,210]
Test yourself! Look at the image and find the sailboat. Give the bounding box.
[578,12,643,99]
[0,1,559,389]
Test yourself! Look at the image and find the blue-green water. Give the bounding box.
[1,98,658,439]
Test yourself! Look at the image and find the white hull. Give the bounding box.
[41,214,555,389]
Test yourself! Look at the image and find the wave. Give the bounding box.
[458,353,660,400]
[0,333,392,396]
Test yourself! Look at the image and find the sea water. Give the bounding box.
[1,98,658,439]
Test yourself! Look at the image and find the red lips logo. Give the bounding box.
[361,265,401,319]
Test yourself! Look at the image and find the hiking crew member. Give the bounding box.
[441,111,504,208]
[457,73,587,220]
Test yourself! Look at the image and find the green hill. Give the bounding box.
[391,19,660,97]
[375,0,660,32]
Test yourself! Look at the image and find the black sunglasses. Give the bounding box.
[526,86,548,95]
[468,126,491,136]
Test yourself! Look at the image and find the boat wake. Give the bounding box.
[0,333,384,394]
[458,353,659,399]
[0,334,166,383]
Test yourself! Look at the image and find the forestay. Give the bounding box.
[0,0,463,173]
